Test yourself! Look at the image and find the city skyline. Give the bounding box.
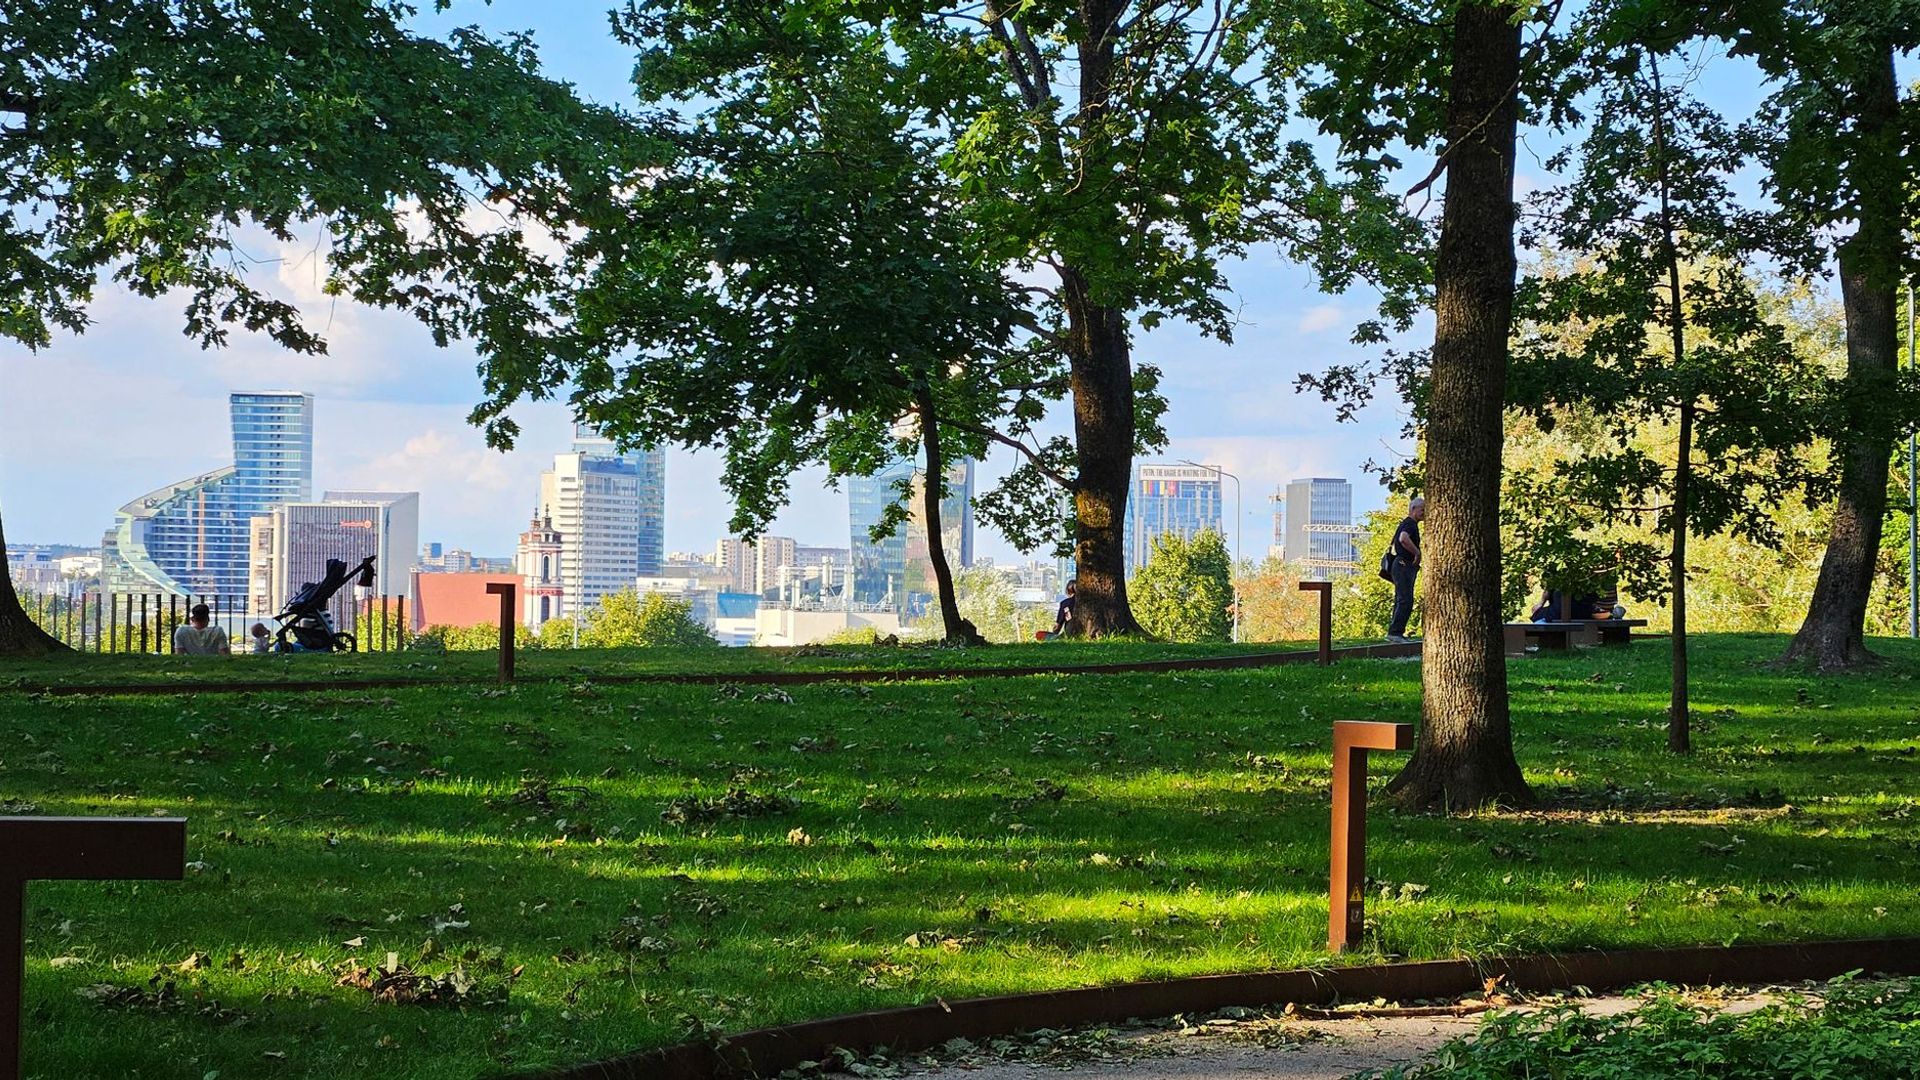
[10,384,1392,571]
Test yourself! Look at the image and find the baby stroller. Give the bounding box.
[274,555,376,652]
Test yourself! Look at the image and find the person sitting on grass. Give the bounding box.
[172,603,230,655]
[1040,580,1077,640]
[249,623,273,654]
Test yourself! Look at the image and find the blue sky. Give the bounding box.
[0,2,1863,564]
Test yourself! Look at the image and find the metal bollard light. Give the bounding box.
[1328,721,1413,952]
[0,817,187,1080]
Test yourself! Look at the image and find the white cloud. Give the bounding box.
[339,428,520,497]
[1295,303,1347,334]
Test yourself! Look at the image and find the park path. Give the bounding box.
[903,991,1777,1080]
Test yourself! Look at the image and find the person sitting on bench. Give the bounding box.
[1530,586,1564,623]
[1592,582,1626,620]
[1530,584,1620,622]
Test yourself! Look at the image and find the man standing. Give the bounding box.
[172,603,231,655]
[1388,497,1425,643]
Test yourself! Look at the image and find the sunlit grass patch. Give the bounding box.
[1,633,1916,1077]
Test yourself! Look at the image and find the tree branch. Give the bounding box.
[944,416,1074,488]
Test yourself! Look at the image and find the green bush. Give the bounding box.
[1129,527,1232,642]
[415,623,540,652]
[580,590,717,648]
[1365,978,1920,1080]
[817,625,885,646]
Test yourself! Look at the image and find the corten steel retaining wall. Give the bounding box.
[17,641,1425,698]
[507,937,1920,1080]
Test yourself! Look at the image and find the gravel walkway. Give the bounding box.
[901,990,1781,1080]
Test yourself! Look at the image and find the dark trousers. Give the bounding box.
[1389,560,1418,637]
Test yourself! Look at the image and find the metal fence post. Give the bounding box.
[1329,721,1413,952]
[485,581,517,684]
[1298,580,1333,665]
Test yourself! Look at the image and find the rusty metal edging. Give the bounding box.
[502,937,1920,1080]
[15,642,1423,699]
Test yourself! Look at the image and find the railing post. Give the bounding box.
[1329,720,1413,952]
[1,876,18,1080]
[485,582,517,684]
[396,595,406,650]
[1298,580,1333,665]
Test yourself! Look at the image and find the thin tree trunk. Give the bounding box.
[915,387,986,645]
[1388,0,1532,812]
[1650,54,1690,753]
[1670,400,1693,752]
[1783,44,1902,673]
[0,506,69,657]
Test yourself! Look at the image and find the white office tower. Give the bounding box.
[539,433,643,618]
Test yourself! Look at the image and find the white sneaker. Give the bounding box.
[1385,634,1407,644]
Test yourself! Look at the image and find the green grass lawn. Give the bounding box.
[1,637,1323,690]
[3,633,1918,1078]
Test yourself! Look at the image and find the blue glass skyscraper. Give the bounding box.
[848,458,973,614]
[103,391,314,603]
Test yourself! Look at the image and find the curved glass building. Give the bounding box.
[102,391,314,603]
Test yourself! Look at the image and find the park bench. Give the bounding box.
[1504,619,1649,656]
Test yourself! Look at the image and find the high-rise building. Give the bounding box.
[320,491,420,594]
[713,537,754,592]
[247,514,278,617]
[848,458,973,614]
[570,426,666,574]
[633,447,666,576]
[103,391,314,605]
[249,492,420,622]
[1280,477,1361,578]
[1126,463,1223,571]
[232,391,315,512]
[754,535,798,595]
[540,427,664,618]
[515,513,565,631]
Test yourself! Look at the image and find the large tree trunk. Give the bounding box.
[914,388,987,646]
[1060,273,1147,638]
[1387,1,1532,812]
[1783,44,1902,673]
[0,506,69,657]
